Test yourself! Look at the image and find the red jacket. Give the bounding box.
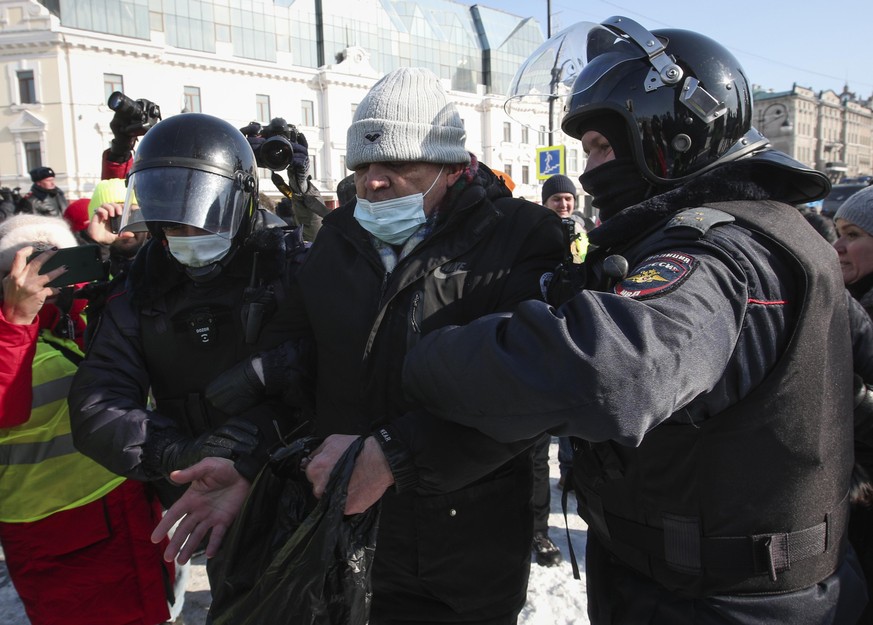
[100,150,132,181]
[0,310,38,428]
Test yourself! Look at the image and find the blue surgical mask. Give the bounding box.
[165,234,232,268]
[354,166,444,246]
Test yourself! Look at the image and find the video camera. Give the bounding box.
[240,117,302,171]
[107,91,162,136]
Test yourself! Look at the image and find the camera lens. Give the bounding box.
[260,136,293,171]
[107,91,142,118]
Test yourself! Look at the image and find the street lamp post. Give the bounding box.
[546,0,553,146]
[758,102,793,159]
[759,103,792,138]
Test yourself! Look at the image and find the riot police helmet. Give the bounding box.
[119,113,258,241]
[562,17,768,186]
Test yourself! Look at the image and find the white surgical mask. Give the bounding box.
[354,166,444,246]
[165,234,232,268]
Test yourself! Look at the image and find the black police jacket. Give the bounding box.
[404,160,866,623]
[69,212,306,492]
[289,164,565,620]
[19,185,67,217]
[573,200,852,596]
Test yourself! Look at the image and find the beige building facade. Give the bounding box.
[0,0,587,206]
[754,84,873,182]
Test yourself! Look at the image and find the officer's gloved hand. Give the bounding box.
[206,340,316,415]
[147,419,261,478]
[246,135,266,166]
[289,132,310,189]
[205,355,267,415]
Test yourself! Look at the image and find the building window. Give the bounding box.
[301,100,315,127]
[503,164,513,179]
[24,141,41,172]
[539,125,547,146]
[183,86,202,113]
[567,149,578,174]
[216,24,231,43]
[104,73,123,104]
[17,70,36,104]
[522,165,530,185]
[521,126,529,144]
[256,94,271,123]
[503,122,512,142]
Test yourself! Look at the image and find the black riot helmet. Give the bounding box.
[120,113,258,242]
[560,16,769,186]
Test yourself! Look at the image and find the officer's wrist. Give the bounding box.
[372,425,418,493]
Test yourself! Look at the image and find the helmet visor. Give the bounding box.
[504,21,648,126]
[121,167,249,239]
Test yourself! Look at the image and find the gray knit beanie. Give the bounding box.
[346,67,470,170]
[542,174,577,204]
[835,186,873,235]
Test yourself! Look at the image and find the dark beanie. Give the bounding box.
[30,166,55,182]
[542,174,577,204]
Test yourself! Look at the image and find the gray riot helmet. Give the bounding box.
[120,113,258,242]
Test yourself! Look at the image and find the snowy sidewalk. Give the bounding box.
[0,439,589,624]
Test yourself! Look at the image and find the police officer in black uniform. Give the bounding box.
[19,167,67,217]
[403,17,868,624]
[69,113,309,513]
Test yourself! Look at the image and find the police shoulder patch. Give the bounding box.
[614,252,697,299]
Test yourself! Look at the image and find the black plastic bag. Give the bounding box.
[209,436,380,625]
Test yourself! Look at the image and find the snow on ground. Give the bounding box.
[520,438,590,625]
[0,439,590,624]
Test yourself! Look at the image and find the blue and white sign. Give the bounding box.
[537,146,565,179]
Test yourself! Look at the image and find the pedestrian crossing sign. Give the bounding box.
[537,146,565,179]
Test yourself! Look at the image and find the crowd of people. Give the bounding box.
[2,14,873,625]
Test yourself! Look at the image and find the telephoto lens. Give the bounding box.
[107,91,144,119]
[259,135,293,171]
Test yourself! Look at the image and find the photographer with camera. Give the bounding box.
[0,218,176,625]
[241,117,328,242]
[103,91,161,180]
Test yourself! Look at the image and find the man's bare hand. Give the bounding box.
[305,434,394,514]
[150,457,251,564]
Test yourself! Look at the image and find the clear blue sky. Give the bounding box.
[469,0,873,96]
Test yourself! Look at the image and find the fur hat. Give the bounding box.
[542,174,577,204]
[29,166,55,183]
[0,214,78,273]
[346,67,470,170]
[835,186,873,236]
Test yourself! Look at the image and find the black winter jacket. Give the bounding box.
[69,212,305,492]
[290,164,565,621]
[404,161,867,624]
[19,184,67,217]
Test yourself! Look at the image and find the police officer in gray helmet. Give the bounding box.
[69,113,309,513]
[403,16,868,624]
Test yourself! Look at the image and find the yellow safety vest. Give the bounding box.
[570,222,589,264]
[0,331,124,523]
